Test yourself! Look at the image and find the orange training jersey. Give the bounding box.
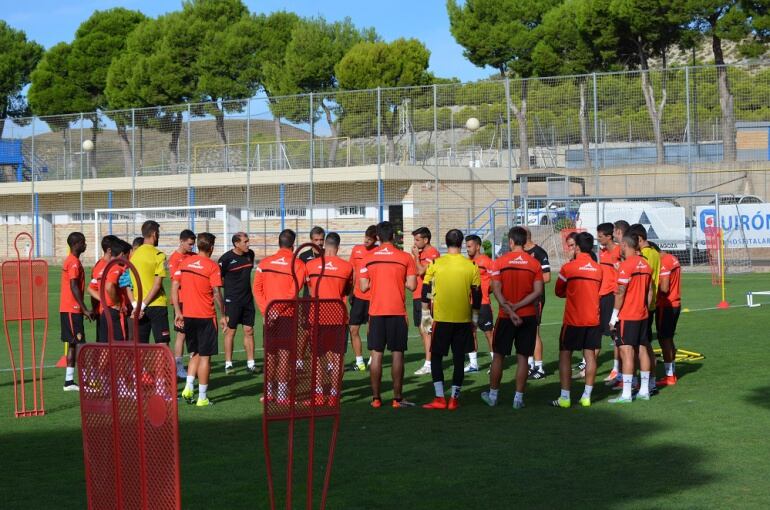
[307,255,354,301]
[490,250,543,318]
[169,250,191,303]
[349,243,378,300]
[555,253,603,327]
[173,254,222,318]
[470,254,493,305]
[361,243,417,317]
[253,248,306,314]
[60,253,85,314]
[413,245,440,299]
[616,255,651,321]
[657,253,681,308]
[90,258,107,314]
[599,244,621,296]
[103,261,129,308]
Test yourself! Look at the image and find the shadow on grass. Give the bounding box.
[745,385,770,410]
[1,405,717,510]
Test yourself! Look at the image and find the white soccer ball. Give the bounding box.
[465,117,480,132]
[82,140,94,152]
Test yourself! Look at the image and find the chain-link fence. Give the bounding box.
[3,63,770,266]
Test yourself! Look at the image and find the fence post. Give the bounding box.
[592,72,600,229]
[80,113,84,231]
[30,119,36,251]
[309,92,314,227]
[377,87,383,222]
[505,78,514,227]
[131,108,136,208]
[434,84,440,238]
[686,66,695,266]
[246,99,251,235]
[187,104,192,206]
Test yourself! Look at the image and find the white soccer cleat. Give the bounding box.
[413,365,431,375]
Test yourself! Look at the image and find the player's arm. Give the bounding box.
[647,282,654,310]
[72,278,94,320]
[88,284,101,303]
[405,275,417,292]
[104,278,120,310]
[542,271,551,284]
[554,270,568,298]
[610,284,626,331]
[171,277,183,329]
[253,267,267,315]
[540,254,552,284]
[659,270,671,294]
[214,286,227,330]
[490,279,521,323]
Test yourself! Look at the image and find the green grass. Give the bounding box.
[2,268,770,509]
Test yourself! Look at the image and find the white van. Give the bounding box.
[576,201,688,251]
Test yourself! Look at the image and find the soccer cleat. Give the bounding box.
[480,392,498,407]
[346,362,367,372]
[608,396,633,405]
[571,368,586,380]
[246,364,261,375]
[392,399,416,408]
[225,364,235,375]
[635,393,651,401]
[464,364,479,373]
[447,397,459,410]
[551,397,571,408]
[422,397,448,409]
[196,398,213,407]
[63,381,80,392]
[512,399,525,410]
[579,396,591,407]
[370,398,382,409]
[576,360,587,371]
[528,368,546,380]
[656,375,678,387]
[181,387,195,404]
[604,369,619,382]
[413,365,431,376]
[176,363,187,379]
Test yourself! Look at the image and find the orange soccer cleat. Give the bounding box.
[656,375,678,387]
[422,397,448,409]
[447,397,460,410]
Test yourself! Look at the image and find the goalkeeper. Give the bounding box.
[420,229,481,410]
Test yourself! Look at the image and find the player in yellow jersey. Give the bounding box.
[419,229,481,410]
[130,220,171,344]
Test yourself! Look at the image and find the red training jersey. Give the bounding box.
[360,243,416,317]
[470,254,493,305]
[103,261,129,308]
[169,250,191,303]
[616,255,652,321]
[173,254,222,318]
[90,258,107,314]
[306,255,354,301]
[490,250,543,318]
[253,248,306,315]
[349,243,378,300]
[60,253,85,314]
[555,253,603,327]
[599,244,621,296]
[413,245,440,299]
[657,253,681,308]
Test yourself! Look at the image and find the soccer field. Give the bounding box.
[1,268,769,509]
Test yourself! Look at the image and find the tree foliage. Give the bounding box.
[0,21,43,136]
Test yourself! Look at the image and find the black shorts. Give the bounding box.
[535,300,545,326]
[60,312,86,343]
[137,306,171,344]
[367,316,408,352]
[184,317,218,356]
[559,324,603,351]
[431,322,474,357]
[655,306,681,340]
[614,319,649,348]
[225,298,255,329]
[646,309,656,343]
[174,303,184,333]
[349,296,370,326]
[600,293,615,336]
[412,299,423,329]
[492,316,538,357]
[477,304,494,332]
[99,308,128,342]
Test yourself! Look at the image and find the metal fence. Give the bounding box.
[3,63,770,265]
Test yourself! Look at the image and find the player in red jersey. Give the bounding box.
[656,250,682,386]
[347,225,378,371]
[597,222,622,383]
[463,235,494,372]
[253,229,306,403]
[100,239,132,343]
[168,230,196,378]
[360,221,417,408]
[608,234,653,404]
[552,232,604,408]
[411,227,440,376]
[306,232,354,406]
[59,232,95,391]
[88,235,118,341]
[481,227,544,409]
[172,233,225,407]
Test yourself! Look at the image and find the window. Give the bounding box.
[71,212,95,222]
[286,207,307,218]
[337,205,365,217]
[251,208,279,219]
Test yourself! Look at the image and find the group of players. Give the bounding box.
[58,215,681,409]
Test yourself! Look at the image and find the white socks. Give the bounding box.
[65,367,75,382]
[434,381,444,398]
[225,361,233,369]
[424,360,431,368]
[622,374,633,399]
[247,359,255,369]
[560,389,570,400]
[582,385,593,399]
[488,388,499,402]
[514,391,524,405]
[639,371,650,396]
[355,356,364,365]
[534,360,543,369]
[665,362,674,376]
[199,384,207,401]
[613,359,620,372]
[528,356,534,369]
[185,375,195,391]
[468,352,478,367]
[451,385,461,398]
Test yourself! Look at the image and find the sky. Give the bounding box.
[3,0,494,83]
